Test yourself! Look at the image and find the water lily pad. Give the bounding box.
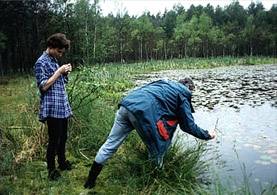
[243,143,261,150]
[243,143,252,147]
[255,160,271,165]
[265,149,276,154]
[251,144,262,150]
[260,155,272,161]
[270,159,277,164]
[254,178,260,182]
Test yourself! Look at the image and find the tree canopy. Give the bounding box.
[0,0,276,74]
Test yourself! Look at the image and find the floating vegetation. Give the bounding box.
[136,64,277,111]
[255,160,271,166]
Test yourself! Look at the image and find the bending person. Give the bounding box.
[84,78,216,189]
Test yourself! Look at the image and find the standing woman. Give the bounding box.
[34,33,73,180]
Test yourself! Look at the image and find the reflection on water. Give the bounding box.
[180,102,277,193]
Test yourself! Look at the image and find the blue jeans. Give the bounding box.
[95,106,160,166]
[95,106,137,164]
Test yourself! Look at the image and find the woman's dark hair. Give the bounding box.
[47,33,70,49]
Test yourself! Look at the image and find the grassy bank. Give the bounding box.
[0,57,276,194]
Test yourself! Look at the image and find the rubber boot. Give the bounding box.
[84,161,103,189]
[58,160,72,171]
[48,169,61,181]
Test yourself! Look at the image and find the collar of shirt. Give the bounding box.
[43,51,58,63]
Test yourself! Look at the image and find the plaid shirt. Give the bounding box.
[34,52,72,122]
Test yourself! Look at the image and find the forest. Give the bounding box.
[0,0,276,75]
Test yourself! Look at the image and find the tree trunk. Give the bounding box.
[120,41,123,63]
[250,39,253,56]
[93,22,96,61]
[85,14,89,62]
[145,43,148,60]
[202,42,205,57]
[185,43,187,57]
[206,41,209,58]
[164,41,167,59]
[0,54,3,76]
[140,39,142,60]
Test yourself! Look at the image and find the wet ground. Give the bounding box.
[135,64,277,193]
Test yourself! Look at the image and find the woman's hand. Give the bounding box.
[58,63,72,75]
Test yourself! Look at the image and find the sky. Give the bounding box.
[98,0,276,16]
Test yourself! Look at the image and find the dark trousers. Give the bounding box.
[46,117,68,171]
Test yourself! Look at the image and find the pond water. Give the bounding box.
[194,103,277,193]
[135,64,277,193]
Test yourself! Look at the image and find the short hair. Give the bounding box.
[178,77,195,91]
[47,33,70,49]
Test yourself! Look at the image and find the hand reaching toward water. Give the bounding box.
[209,129,216,139]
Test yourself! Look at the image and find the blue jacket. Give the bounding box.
[119,80,211,160]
